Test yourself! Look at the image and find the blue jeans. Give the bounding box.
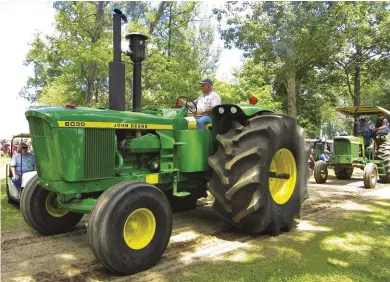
[11,174,22,189]
[375,129,389,136]
[196,115,211,130]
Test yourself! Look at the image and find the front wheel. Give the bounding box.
[363,163,377,189]
[20,175,83,234]
[88,181,172,274]
[314,161,328,184]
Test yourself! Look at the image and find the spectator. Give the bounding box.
[319,150,330,162]
[10,143,36,189]
[308,150,315,169]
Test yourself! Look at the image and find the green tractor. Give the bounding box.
[21,10,309,275]
[314,106,390,188]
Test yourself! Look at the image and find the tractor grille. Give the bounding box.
[28,117,52,137]
[334,140,350,155]
[85,128,116,179]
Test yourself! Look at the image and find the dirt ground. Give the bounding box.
[1,169,388,282]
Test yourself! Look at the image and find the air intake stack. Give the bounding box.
[125,32,149,112]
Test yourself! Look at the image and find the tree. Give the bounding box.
[21,2,220,110]
[22,2,111,106]
[326,2,390,106]
[214,2,338,117]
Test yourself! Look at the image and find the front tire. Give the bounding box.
[5,183,13,204]
[208,114,309,235]
[363,163,377,189]
[314,161,328,184]
[20,175,83,234]
[88,181,172,274]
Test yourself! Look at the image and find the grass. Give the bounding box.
[166,193,390,282]
[1,155,389,281]
[1,157,31,233]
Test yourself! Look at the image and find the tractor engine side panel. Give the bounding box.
[175,130,212,172]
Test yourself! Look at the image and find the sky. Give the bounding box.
[0,1,244,139]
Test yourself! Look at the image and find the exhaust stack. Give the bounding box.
[109,9,127,111]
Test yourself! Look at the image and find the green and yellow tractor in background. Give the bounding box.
[21,10,309,275]
[314,106,390,188]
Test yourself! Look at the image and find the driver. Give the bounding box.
[373,112,389,136]
[176,78,221,130]
[358,118,372,147]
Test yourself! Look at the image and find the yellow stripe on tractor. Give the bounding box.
[58,121,173,130]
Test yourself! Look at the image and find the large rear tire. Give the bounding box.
[207,114,309,235]
[20,175,83,234]
[376,137,390,183]
[334,165,353,180]
[88,181,172,274]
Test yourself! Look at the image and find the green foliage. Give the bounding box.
[22,2,111,106]
[214,2,338,117]
[22,2,221,110]
[323,2,390,106]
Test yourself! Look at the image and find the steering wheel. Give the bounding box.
[177,96,197,114]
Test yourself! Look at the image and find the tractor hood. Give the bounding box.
[336,106,390,116]
[25,106,174,130]
[238,105,273,116]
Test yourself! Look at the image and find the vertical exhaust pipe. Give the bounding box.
[109,9,127,111]
[125,32,149,112]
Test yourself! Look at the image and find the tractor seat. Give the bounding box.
[185,117,212,131]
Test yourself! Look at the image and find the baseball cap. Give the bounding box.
[199,78,213,86]
[378,112,385,117]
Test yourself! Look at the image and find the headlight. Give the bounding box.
[230,107,237,114]
[218,107,225,114]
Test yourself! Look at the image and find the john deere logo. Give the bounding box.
[114,123,147,129]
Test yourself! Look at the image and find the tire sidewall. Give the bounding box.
[260,116,305,223]
[21,175,82,234]
[99,184,172,274]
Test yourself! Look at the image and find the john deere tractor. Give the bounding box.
[314,106,390,188]
[21,10,309,275]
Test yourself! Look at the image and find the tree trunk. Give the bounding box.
[353,46,362,106]
[149,2,169,35]
[84,1,106,104]
[284,73,297,118]
[167,4,172,59]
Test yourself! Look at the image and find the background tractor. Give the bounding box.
[21,10,309,275]
[314,106,390,188]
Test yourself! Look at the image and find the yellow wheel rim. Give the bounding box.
[45,192,69,217]
[372,167,377,181]
[123,208,156,250]
[269,148,297,205]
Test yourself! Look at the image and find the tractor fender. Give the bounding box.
[21,171,38,188]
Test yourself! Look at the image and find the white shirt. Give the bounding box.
[194,91,221,116]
